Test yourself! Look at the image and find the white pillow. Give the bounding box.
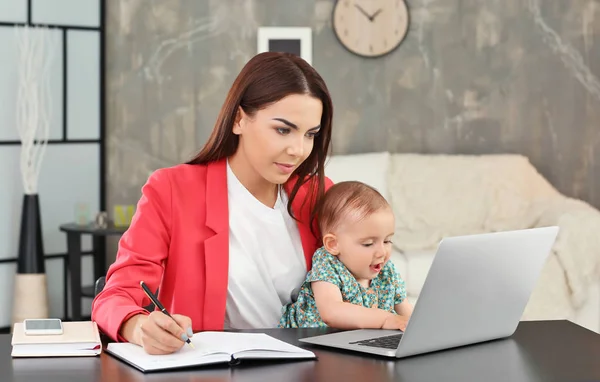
[324,152,391,201]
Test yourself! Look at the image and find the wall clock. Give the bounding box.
[332,0,409,58]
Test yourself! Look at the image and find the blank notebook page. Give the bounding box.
[193,332,315,358]
[106,340,230,371]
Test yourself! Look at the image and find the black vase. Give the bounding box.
[12,194,49,327]
[17,194,45,274]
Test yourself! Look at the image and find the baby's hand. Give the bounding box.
[381,314,409,331]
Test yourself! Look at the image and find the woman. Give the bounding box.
[91,52,334,355]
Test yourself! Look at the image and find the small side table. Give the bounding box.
[59,223,128,320]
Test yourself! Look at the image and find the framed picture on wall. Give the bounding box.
[257,27,312,65]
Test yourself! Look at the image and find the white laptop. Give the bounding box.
[299,226,559,358]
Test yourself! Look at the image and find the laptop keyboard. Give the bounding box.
[349,333,403,349]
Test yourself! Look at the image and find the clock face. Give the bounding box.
[333,0,409,58]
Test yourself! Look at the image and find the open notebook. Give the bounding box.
[106,331,316,372]
[11,321,102,357]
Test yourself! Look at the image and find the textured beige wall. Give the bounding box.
[104,0,600,262]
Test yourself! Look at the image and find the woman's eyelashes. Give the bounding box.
[276,127,290,136]
[275,127,320,138]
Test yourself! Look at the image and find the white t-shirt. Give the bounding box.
[224,161,307,329]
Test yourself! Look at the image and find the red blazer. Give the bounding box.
[91,158,333,341]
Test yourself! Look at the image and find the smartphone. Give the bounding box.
[23,318,64,335]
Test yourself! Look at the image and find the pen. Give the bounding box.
[139,280,195,349]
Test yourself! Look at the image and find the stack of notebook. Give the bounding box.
[11,321,102,357]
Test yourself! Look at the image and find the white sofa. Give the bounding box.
[325,152,600,334]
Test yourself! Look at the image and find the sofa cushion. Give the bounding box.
[325,152,391,201]
[388,154,561,251]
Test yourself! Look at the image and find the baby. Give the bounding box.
[279,181,413,330]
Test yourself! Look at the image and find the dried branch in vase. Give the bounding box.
[14,26,57,194]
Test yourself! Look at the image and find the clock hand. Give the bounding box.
[354,4,373,21]
[369,8,383,21]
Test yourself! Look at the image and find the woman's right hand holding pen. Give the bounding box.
[121,312,194,355]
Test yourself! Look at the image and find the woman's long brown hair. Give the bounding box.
[187,52,333,225]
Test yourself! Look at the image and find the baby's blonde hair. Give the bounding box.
[316,181,390,235]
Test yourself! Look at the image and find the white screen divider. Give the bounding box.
[0,0,105,330]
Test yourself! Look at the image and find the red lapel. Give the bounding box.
[203,158,229,330]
